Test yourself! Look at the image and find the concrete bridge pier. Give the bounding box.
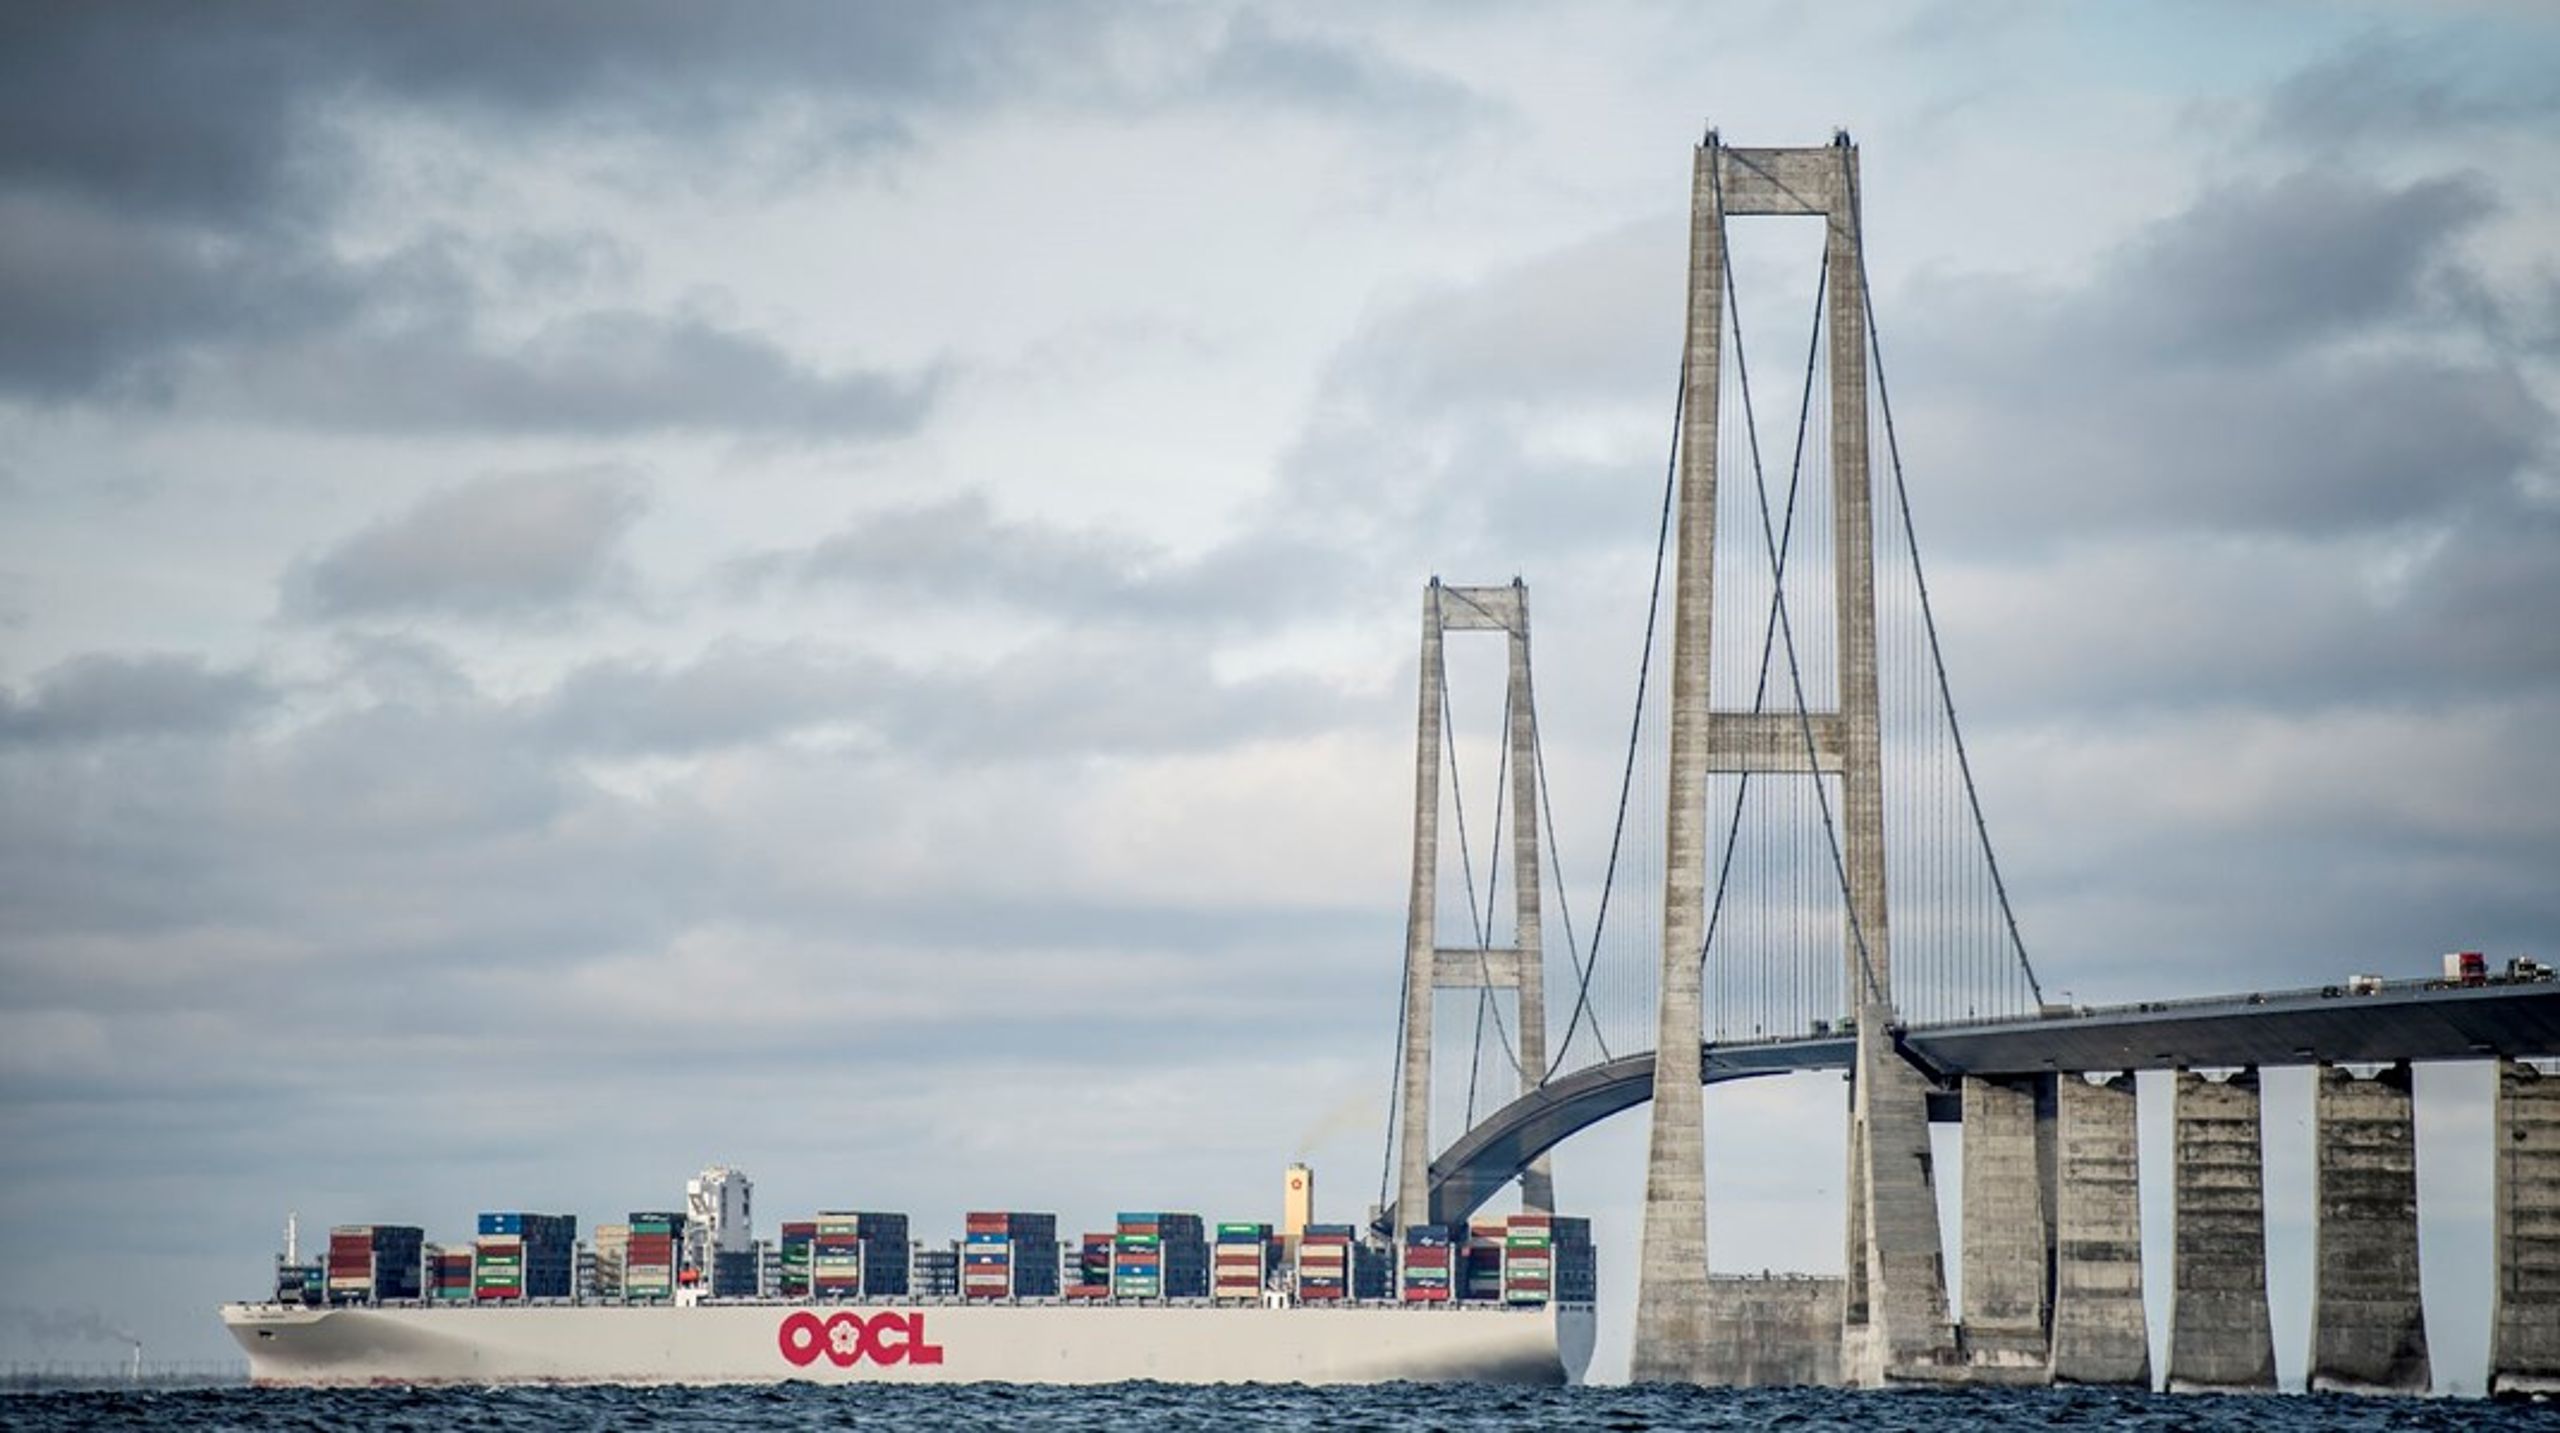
[2492,1057,2560,1396]
[2167,1067,2277,1393]
[1841,1006,1961,1386]
[2308,1062,2429,1394]
[2049,1072,2148,1386]
[1959,1074,2051,1378]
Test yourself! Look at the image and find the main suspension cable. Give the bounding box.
[1841,161,2044,1011]
[1543,338,1688,1079]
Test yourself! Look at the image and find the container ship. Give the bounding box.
[223,1164,1599,1386]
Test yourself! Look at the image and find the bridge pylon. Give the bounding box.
[1632,132,1956,1384]
[1394,578,1554,1234]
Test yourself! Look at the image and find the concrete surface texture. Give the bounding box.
[2049,1072,2149,1387]
[2167,1069,2276,1392]
[2492,1058,2560,1396]
[1699,1275,1846,1387]
[1961,1074,2050,1370]
[2308,1063,2429,1394]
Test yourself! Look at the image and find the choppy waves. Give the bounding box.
[8,1381,2552,1431]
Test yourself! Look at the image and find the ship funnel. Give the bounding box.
[1283,1163,1314,1239]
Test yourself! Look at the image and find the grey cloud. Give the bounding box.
[754,489,1360,628]
[1889,168,2550,543]
[1258,217,1691,592]
[0,2,1476,419]
[0,190,365,398]
[534,642,879,756]
[0,185,942,433]
[2258,31,2560,152]
[0,631,1384,1040]
[1927,496,2560,728]
[0,654,272,746]
[287,468,646,621]
[0,3,988,423]
[1329,218,1683,417]
[2090,171,2497,363]
[535,633,1364,762]
[0,3,1029,229]
[215,310,943,438]
[1194,12,1485,125]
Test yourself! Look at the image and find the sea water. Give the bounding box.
[6,1383,2553,1431]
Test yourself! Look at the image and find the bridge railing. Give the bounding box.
[1901,966,2554,1032]
[1675,967,2558,1053]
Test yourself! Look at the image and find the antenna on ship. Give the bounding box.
[285,1210,299,1265]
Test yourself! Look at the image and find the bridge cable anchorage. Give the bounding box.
[1701,257,1828,1007]
[1437,651,1524,1092]
[1541,336,1689,1080]
[1840,165,2045,1012]
[1709,156,1890,1012]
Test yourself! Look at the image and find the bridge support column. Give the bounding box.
[2309,1062,2429,1394]
[1628,135,1724,1388]
[2050,1072,2148,1387]
[1702,1274,1845,1386]
[2167,1068,2276,1393]
[1960,1074,2050,1377]
[2493,1057,2560,1397]
[1842,1010,1958,1385]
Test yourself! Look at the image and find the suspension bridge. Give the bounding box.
[1370,132,2560,1394]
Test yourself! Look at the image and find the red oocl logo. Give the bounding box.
[778,1310,946,1369]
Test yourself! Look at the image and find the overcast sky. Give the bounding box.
[3,0,2556,1388]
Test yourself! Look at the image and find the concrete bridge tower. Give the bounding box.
[1631,133,1956,1384]
[1394,578,1556,1231]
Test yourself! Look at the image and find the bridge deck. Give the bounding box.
[1405,980,2560,1227]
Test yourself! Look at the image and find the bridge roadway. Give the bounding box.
[1407,978,2560,1227]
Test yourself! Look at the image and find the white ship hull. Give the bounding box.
[222,1300,1597,1387]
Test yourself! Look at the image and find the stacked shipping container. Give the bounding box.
[274,1261,323,1306]
[1111,1212,1207,1300]
[1213,1222,1272,1300]
[283,1191,1585,1310]
[1295,1223,1355,1302]
[325,1225,422,1304]
[910,1243,958,1298]
[1399,1223,1455,1303]
[429,1248,472,1302]
[1463,1221,1506,1303]
[1500,1214,1595,1304]
[1069,1233,1114,1298]
[473,1212,576,1301]
[962,1212,1059,1299]
[590,1224,628,1302]
[624,1211,684,1302]
[789,1211,909,1298]
[777,1221,814,1298]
